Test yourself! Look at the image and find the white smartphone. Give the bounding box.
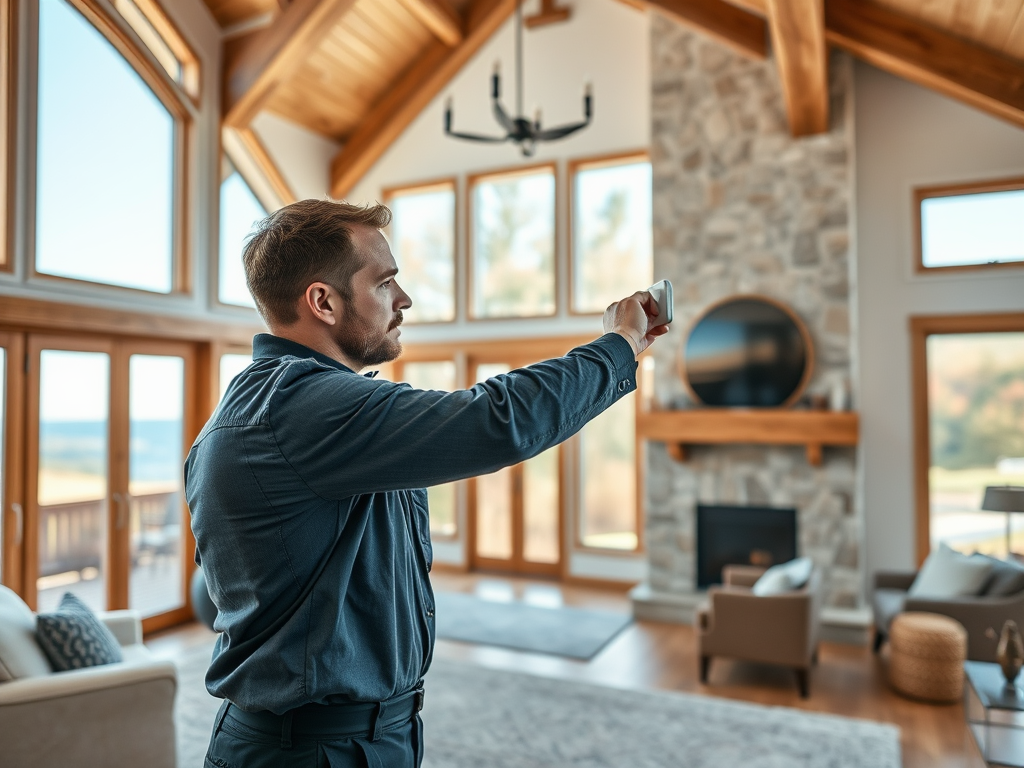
[648,280,674,327]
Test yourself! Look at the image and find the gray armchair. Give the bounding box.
[697,564,823,698]
[872,569,1024,661]
[0,586,177,768]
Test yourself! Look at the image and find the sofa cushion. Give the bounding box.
[981,556,1024,597]
[909,543,993,598]
[36,592,124,672]
[0,586,53,682]
[752,557,813,596]
[872,588,906,631]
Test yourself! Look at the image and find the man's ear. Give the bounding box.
[303,282,343,326]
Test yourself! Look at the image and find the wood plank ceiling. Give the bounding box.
[205,0,1024,200]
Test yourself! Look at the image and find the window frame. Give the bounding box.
[466,162,559,322]
[110,0,199,105]
[214,151,271,312]
[391,353,463,541]
[382,177,458,326]
[567,149,651,317]
[28,0,193,297]
[911,312,1024,566]
[0,0,15,275]
[913,176,1024,275]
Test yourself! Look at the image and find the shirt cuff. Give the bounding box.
[591,333,639,398]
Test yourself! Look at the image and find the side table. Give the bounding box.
[965,661,1024,767]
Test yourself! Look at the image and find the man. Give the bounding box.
[185,199,668,767]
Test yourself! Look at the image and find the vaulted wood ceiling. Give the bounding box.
[204,0,1024,200]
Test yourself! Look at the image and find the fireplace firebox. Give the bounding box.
[695,504,797,588]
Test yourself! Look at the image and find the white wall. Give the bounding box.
[854,62,1024,576]
[253,112,340,201]
[347,0,651,576]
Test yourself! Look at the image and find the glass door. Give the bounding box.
[121,341,194,631]
[470,360,562,576]
[26,337,114,612]
[24,335,196,628]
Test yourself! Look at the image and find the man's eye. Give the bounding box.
[381,280,392,287]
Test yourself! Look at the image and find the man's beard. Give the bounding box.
[335,307,403,369]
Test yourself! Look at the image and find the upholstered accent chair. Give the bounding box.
[0,586,177,768]
[697,564,823,698]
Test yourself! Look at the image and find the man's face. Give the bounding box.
[333,225,412,369]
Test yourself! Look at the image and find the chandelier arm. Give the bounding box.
[533,120,590,141]
[444,128,510,143]
[492,98,517,133]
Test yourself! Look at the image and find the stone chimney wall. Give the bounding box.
[647,14,861,608]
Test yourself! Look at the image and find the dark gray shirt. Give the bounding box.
[184,332,637,714]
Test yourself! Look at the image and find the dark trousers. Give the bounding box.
[204,692,424,768]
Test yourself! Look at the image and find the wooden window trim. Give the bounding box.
[567,149,651,318]
[112,0,200,105]
[466,162,559,323]
[30,0,193,297]
[0,331,26,591]
[0,0,15,274]
[382,177,458,327]
[911,312,1024,566]
[913,176,1024,275]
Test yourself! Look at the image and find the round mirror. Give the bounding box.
[681,296,813,408]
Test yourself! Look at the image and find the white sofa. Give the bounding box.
[0,586,177,768]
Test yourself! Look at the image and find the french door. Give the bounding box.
[23,334,196,631]
[469,358,563,576]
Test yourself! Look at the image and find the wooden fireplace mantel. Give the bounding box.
[635,409,859,466]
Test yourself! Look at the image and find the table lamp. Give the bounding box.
[982,486,1024,557]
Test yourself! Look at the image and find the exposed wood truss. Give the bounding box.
[397,0,463,45]
[222,0,359,128]
[825,0,1024,131]
[524,0,571,29]
[222,126,296,206]
[640,0,768,59]
[329,0,515,200]
[765,0,828,135]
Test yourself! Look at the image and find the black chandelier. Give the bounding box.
[443,0,592,156]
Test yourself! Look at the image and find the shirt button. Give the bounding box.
[617,380,627,392]
[426,608,434,618]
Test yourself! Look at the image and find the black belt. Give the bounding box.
[220,686,424,747]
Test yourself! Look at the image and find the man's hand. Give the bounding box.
[603,290,672,357]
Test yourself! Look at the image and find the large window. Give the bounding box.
[399,360,458,537]
[469,165,556,319]
[915,178,1024,272]
[579,389,638,550]
[571,154,652,314]
[925,331,1024,557]
[385,181,456,324]
[35,0,184,294]
[219,159,266,308]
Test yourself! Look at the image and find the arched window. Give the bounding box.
[218,160,266,308]
[34,0,187,294]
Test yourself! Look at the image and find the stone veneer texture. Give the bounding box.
[647,14,861,608]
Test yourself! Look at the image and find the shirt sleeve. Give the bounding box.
[269,333,638,500]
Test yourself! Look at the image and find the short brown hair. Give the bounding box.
[242,199,392,326]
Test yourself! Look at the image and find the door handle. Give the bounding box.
[10,503,23,546]
[112,493,129,530]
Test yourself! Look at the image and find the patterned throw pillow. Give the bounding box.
[36,592,124,672]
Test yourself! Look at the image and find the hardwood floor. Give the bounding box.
[148,571,984,768]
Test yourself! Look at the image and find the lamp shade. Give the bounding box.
[982,486,1024,513]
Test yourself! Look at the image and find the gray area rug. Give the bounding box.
[174,644,901,768]
[433,592,632,659]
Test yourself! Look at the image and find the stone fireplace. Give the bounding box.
[696,504,797,589]
[633,14,864,628]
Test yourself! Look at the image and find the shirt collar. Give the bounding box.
[252,334,361,375]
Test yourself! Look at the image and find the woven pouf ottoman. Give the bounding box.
[888,612,967,703]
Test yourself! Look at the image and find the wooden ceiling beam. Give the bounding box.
[825,0,1024,131]
[640,0,768,59]
[329,0,515,200]
[397,0,463,46]
[223,0,359,128]
[766,0,828,136]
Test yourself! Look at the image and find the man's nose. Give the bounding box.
[395,282,412,311]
